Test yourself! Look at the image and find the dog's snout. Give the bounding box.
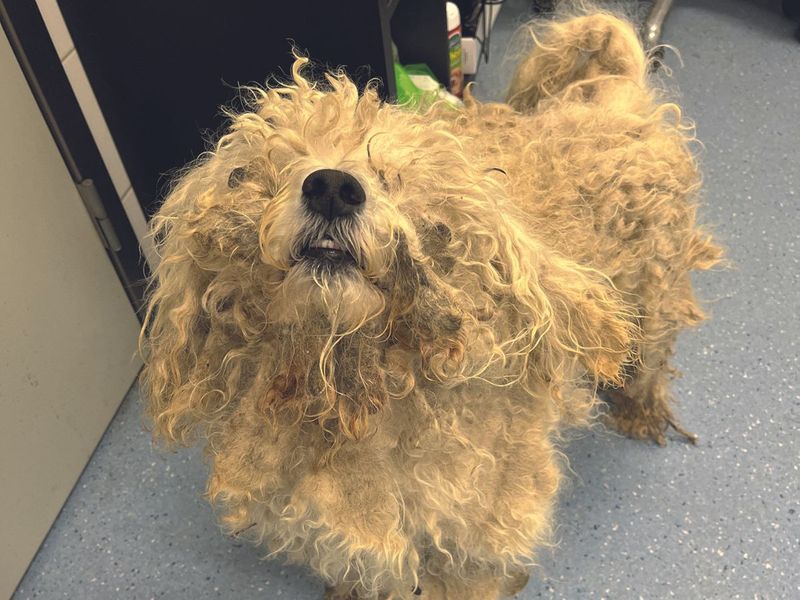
[302,169,365,220]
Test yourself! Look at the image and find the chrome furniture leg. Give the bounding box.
[644,0,674,49]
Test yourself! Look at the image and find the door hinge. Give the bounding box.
[76,179,122,251]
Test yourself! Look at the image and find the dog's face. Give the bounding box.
[142,59,633,443]
[213,62,491,331]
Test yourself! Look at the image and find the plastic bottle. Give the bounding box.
[446,2,463,97]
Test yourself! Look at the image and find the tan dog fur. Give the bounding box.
[141,13,721,600]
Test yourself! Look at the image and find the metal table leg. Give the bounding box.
[644,0,674,49]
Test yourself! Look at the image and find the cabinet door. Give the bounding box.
[0,28,142,599]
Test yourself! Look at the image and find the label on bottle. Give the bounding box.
[448,25,463,97]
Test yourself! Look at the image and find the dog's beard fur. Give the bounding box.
[264,262,390,441]
[262,316,389,442]
[262,231,467,442]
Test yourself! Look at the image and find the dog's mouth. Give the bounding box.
[298,235,356,268]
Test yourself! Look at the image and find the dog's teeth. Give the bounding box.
[311,239,342,250]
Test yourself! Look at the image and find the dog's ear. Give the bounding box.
[139,171,244,446]
[497,235,634,387]
[387,232,467,382]
[139,219,213,445]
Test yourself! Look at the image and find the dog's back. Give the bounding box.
[456,13,722,444]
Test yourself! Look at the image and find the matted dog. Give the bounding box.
[141,13,721,599]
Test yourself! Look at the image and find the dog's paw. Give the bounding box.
[605,390,698,446]
[501,570,530,597]
[323,585,358,600]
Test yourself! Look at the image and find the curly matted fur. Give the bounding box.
[140,12,721,600]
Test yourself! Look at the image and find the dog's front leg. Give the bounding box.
[323,582,412,600]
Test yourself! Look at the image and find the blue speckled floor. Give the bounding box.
[13,1,799,598]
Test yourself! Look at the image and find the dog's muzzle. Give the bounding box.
[297,169,364,269]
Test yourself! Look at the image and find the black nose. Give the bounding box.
[302,169,366,220]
